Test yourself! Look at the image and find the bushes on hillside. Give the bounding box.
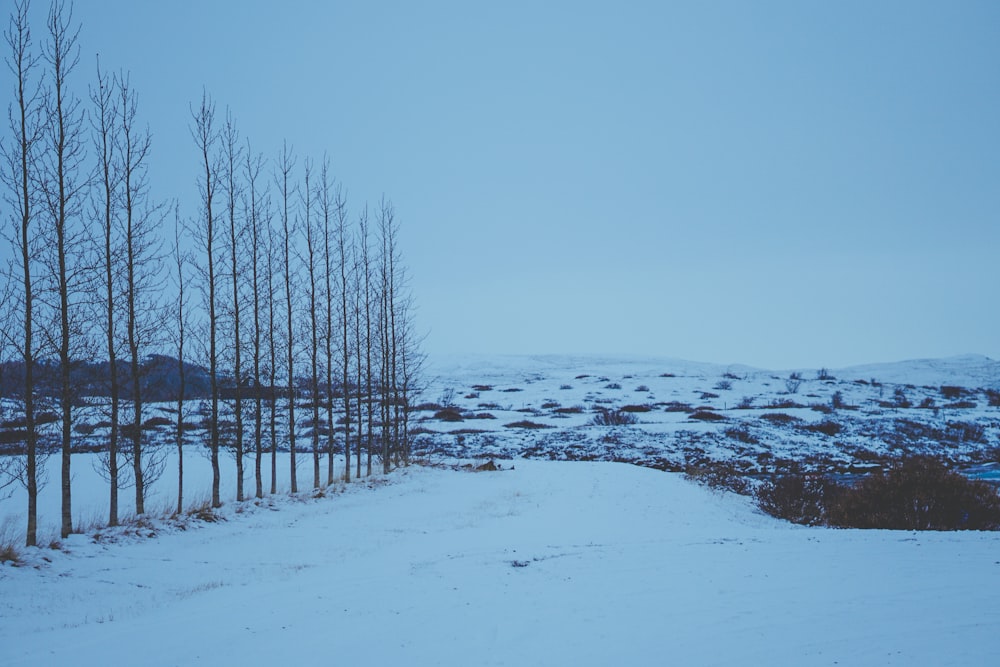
[755,457,1000,530]
[590,408,638,426]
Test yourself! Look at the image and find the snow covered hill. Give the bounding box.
[413,353,1000,476]
[3,460,999,666]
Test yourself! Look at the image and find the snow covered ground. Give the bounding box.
[2,459,999,666]
[2,354,1000,665]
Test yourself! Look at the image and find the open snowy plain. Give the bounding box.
[2,354,1000,665]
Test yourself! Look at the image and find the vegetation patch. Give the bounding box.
[504,420,551,429]
[689,410,726,422]
[590,408,638,426]
[755,457,1000,530]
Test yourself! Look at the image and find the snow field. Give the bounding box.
[3,459,999,666]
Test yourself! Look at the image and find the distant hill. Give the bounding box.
[0,355,213,402]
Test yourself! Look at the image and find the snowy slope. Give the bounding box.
[3,460,998,666]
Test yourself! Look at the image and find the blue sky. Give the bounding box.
[5,0,999,369]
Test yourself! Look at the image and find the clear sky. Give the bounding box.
[4,0,999,369]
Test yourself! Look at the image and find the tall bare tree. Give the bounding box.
[191,92,221,507]
[276,141,298,493]
[89,55,122,525]
[245,144,266,499]
[41,0,89,537]
[118,71,163,516]
[171,207,189,516]
[1,0,43,546]
[221,110,245,501]
[264,205,278,494]
[357,207,374,476]
[301,159,323,489]
[318,157,340,486]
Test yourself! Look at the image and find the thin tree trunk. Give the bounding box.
[223,113,244,502]
[5,1,40,546]
[278,142,297,493]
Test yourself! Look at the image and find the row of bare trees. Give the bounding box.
[1,1,422,548]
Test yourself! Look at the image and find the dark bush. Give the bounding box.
[760,412,800,425]
[433,408,464,422]
[685,461,752,495]
[590,408,638,426]
[604,382,622,390]
[725,425,758,444]
[662,401,694,413]
[755,474,835,526]
[803,420,841,437]
[619,404,652,413]
[826,457,1000,530]
[504,420,552,429]
[689,410,726,422]
[940,385,968,400]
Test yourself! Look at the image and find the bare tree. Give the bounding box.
[40,0,89,538]
[1,0,43,546]
[300,158,323,489]
[264,204,278,494]
[245,144,266,499]
[276,141,298,493]
[117,71,164,516]
[318,157,340,486]
[89,55,123,525]
[191,92,222,507]
[221,110,245,501]
[358,208,374,476]
[171,207,189,516]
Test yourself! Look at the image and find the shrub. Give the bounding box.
[503,420,551,429]
[471,384,493,392]
[725,425,758,444]
[559,384,572,390]
[940,385,967,400]
[893,387,911,408]
[755,474,835,526]
[785,372,803,394]
[685,461,752,495]
[619,404,652,413]
[987,390,1000,408]
[830,391,845,409]
[590,408,638,426]
[817,368,834,381]
[604,382,622,390]
[714,380,732,391]
[761,412,800,425]
[804,420,841,437]
[635,385,650,392]
[826,457,1000,530]
[433,408,464,422]
[689,410,725,422]
[736,396,754,409]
